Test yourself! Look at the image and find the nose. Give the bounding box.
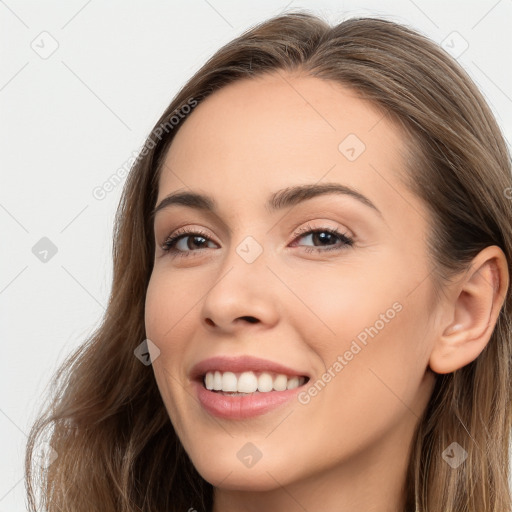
[200,250,280,334]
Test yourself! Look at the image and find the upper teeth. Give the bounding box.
[204,371,306,393]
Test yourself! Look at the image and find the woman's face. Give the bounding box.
[145,72,439,497]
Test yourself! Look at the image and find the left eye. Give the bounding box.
[161,226,354,257]
[291,228,354,252]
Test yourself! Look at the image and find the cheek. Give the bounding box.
[327,292,431,419]
[293,254,432,417]
[144,272,190,390]
[144,273,194,433]
[285,253,401,346]
[296,302,431,461]
[144,275,169,341]
[144,268,199,343]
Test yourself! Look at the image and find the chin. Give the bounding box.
[201,468,288,492]
[191,453,300,491]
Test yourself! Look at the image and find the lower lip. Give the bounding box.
[193,380,305,419]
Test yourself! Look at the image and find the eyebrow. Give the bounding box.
[151,182,382,219]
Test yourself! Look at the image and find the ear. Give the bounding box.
[429,245,509,374]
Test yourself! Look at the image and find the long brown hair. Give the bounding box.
[25,11,512,512]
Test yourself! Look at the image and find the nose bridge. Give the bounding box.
[200,230,279,329]
[218,216,271,282]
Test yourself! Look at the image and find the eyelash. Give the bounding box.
[161,223,354,258]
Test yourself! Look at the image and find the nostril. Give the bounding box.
[239,316,258,323]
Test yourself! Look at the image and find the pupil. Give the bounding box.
[191,235,206,249]
[192,235,204,249]
[314,232,333,245]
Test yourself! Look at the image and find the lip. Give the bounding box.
[190,355,311,420]
[189,355,311,382]
[193,380,307,419]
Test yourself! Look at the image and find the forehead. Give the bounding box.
[157,72,427,229]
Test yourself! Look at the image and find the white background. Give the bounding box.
[1,1,511,509]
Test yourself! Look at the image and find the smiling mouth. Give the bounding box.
[200,370,310,395]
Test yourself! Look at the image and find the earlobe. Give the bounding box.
[428,245,509,375]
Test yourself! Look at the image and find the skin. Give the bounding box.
[144,71,509,512]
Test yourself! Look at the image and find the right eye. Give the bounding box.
[161,228,218,257]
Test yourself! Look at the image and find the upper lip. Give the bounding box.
[190,355,311,382]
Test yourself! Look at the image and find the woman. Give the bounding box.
[25,11,512,512]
